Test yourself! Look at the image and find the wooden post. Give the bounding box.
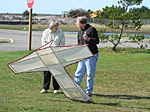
[28,8,32,51]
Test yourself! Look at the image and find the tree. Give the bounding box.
[87,9,92,15]
[68,8,90,18]
[129,6,150,19]
[22,10,29,17]
[22,10,37,17]
[32,13,38,17]
[98,0,147,51]
[95,10,103,18]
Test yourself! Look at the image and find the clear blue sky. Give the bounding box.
[0,0,150,14]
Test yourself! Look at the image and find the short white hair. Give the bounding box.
[47,19,59,29]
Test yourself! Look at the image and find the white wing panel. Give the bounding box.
[10,57,45,73]
[61,88,72,98]
[62,60,80,67]
[55,74,76,88]
[16,52,38,63]
[24,67,48,72]
[56,45,93,63]
[40,53,59,66]
[52,46,77,52]
[37,47,52,56]
[47,64,66,75]
[65,88,82,97]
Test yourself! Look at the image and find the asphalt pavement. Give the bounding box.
[0,29,150,52]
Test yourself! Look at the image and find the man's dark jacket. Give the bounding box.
[77,24,99,54]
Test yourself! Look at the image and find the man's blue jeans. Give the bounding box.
[74,53,99,94]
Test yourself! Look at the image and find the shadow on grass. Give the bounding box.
[49,99,71,102]
[46,93,121,106]
[92,94,150,100]
[91,94,150,110]
[41,92,64,94]
[129,106,150,110]
[90,101,150,111]
[47,94,150,110]
[70,99,121,107]
[116,48,150,54]
[91,102,121,106]
[100,47,150,54]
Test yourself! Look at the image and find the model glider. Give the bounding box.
[7,40,93,102]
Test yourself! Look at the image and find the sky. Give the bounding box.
[0,0,150,15]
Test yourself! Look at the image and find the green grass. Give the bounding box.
[0,48,150,112]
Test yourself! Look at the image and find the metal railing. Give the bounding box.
[88,18,150,26]
[0,14,150,26]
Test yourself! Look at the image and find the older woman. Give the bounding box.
[41,19,65,94]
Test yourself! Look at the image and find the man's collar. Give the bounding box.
[82,24,88,31]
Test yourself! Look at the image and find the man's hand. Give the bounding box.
[83,34,90,41]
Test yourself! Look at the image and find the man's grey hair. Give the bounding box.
[77,16,87,24]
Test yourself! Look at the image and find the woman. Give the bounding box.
[41,19,65,94]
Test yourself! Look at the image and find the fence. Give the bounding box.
[0,14,150,25]
[88,18,150,26]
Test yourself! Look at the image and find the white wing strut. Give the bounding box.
[7,41,93,102]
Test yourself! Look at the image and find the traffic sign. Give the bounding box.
[27,0,34,9]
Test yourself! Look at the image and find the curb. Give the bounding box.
[0,38,14,43]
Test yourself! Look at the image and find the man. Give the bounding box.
[74,16,99,97]
[41,19,65,94]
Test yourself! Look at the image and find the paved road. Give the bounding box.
[0,29,78,52]
[0,29,149,52]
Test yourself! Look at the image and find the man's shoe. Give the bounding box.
[54,90,59,94]
[87,93,92,97]
[41,89,48,94]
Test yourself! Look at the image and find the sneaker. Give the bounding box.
[54,90,59,94]
[41,89,48,94]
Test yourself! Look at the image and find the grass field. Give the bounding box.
[0,47,150,112]
[1,24,150,35]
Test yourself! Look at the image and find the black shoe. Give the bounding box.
[87,93,92,97]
